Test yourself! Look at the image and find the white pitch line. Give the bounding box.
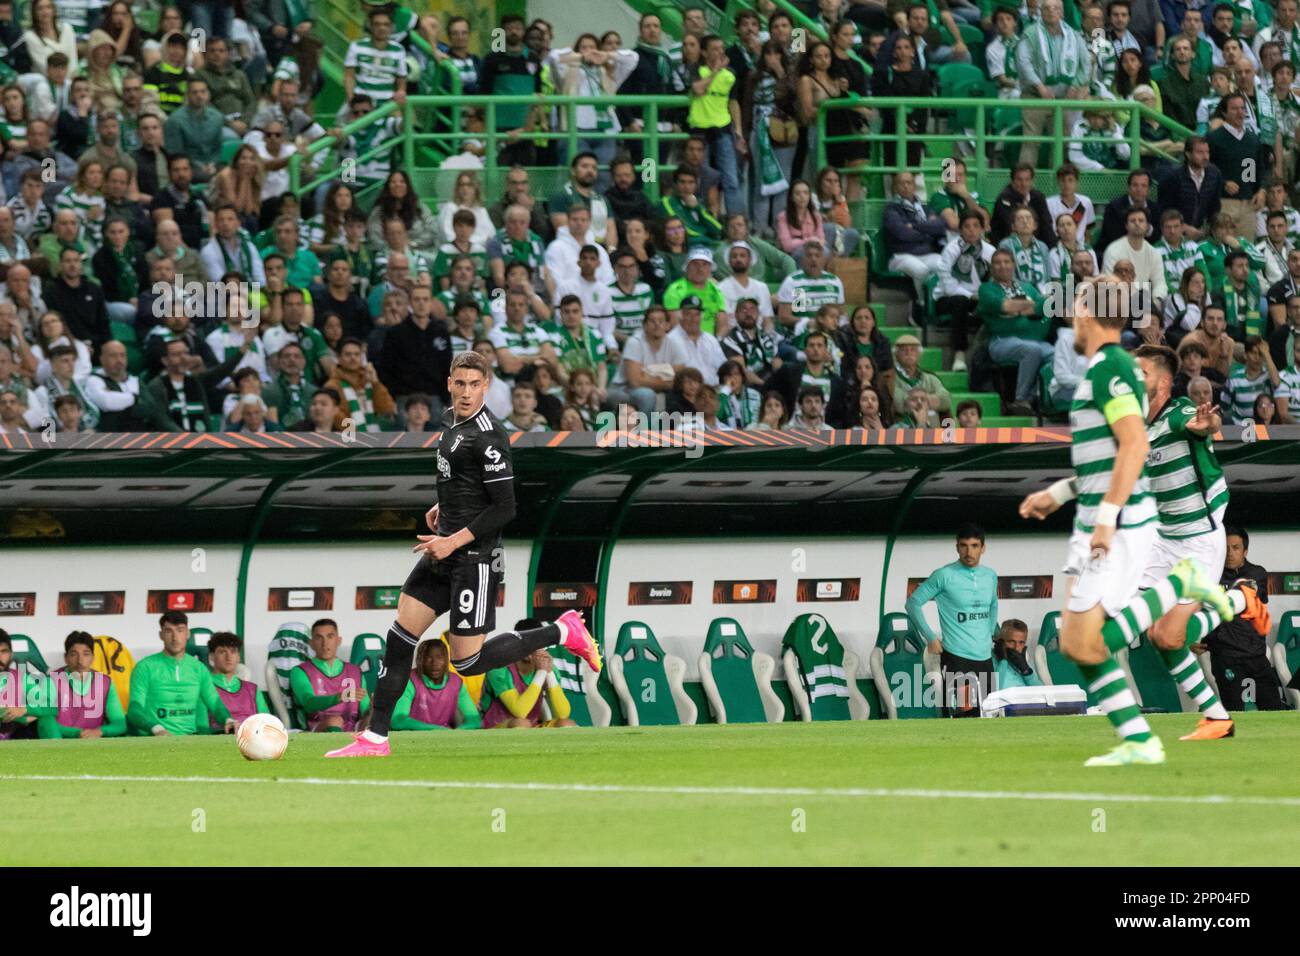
[2,773,1299,808]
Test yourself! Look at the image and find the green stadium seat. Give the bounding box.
[349,632,385,695]
[781,612,869,720]
[919,346,943,372]
[951,391,1000,419]
[187,627,212,665]
[936,370,969,390]
[220,138,242,167]
[1269,611,1300,710]
[549,645,612,727]
[607,621,696,726]
[1033,611,1087,688]
[880,324,921,344]
[6,634,48,675]
[869,611,939,718]
[697,617,783,723]
[1123,633,1183,713]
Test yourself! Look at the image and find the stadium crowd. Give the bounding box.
[0,0,1297,437]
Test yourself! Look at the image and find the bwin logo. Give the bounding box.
[50,886,152,936]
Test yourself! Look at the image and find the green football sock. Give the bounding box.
[1078,657,1152,742]
[1102,575,1185,652]
[1159,646,1229,719]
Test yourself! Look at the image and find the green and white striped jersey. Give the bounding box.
[1222,362,1273,424]
[1152,239,1205,296]
[608,279,653,337]
[58,0,105,39]
[344,37,409,101]
[1070,344,1158,533]
[348,114,401,183]
[1145,396,1228,539]
[54,188,106,253]
[775,270,845,323]
[1276,363,1300,418]
[488,319,555,367]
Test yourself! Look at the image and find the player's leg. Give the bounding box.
[1061,527,1228,765]
[1142,531,1233,732]
[1150,602,1231,727]
[444,560,603,675]
[327,562,448,755]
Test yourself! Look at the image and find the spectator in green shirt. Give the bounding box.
[163,77,225,182]
[979,249,1052,415]
[260,214,323,290]
[664,247,728,334]
[659,165,723,244]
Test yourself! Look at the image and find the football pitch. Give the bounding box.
[3,714,1297,867]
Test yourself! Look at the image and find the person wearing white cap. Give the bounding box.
[718,241,775,322]
[712,213,796,285]
[664,246,729,335]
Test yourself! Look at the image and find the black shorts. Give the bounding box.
[402,550,500,636]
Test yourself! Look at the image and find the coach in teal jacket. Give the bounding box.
[905,524,1000,715]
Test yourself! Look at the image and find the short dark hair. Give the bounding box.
[1225,525,1249,550]
[1135,343,1179,379]
[955,398,982,419]
[956,522,985,543]
[404,393,433,412]
[310,618,339,635]
[797,384,825,403]
[64,631,94,654]
[570,151,598,168]
[1177,339,1209,360]
[207,631,242,653]
[159,610,188,627]
[314,386,342,405]
[559,293,583,311]
[1127,168,1151,185]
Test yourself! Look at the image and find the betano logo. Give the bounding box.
[49,886,151,936]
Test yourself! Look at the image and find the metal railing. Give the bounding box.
[815,95,1197,180]
[289,93,691,202]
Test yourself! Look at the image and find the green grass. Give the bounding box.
[3,714,1297,866]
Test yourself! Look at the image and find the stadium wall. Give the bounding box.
[3,532,1298,692]
[3,430,1298,714]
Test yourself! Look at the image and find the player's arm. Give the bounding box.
[198,668,232,729]
[289,666,341,714]
[1092,407,1150,552]
[544,671,571,722]
[904,571,943,648]
[456,684,482,729]
[256,690,270,715]
[497,669,547,718]
[126,661,162,735]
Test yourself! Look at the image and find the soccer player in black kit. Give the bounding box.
[327,351,602,757]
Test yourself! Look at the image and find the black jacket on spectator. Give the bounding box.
[604,183,658,236]
[316,288,373,341]
[45,277,110,354]
[763,362,846,421]
[91,246,150,303]
[882,198,946,257]
[1172,366,1226,402]
[1268,319,1297,370]
[1095,194,1161,253]
[143,325,220,377]
[377,315,453,403]
[1207,559,1269,660]
[105,198,155,250]
[1158,164,1222,232]
[150,185,209,251]
[618,42,678,131]
[990,185,1055,246]
[0,15,31,74]
[56,108,94,158]
[133,145,168,199]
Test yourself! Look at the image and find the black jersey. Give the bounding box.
[434,404,516,549]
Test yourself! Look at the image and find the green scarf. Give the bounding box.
[1008,234,1047,286]
[340,381,379,432]
[108,244,139,298]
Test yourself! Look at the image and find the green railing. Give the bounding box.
[290,93,691,203]
[815,96,1196,181]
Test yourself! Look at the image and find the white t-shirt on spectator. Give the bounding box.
[667,325,726,385]
[616,331,689,385]
[718,275,775,319]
